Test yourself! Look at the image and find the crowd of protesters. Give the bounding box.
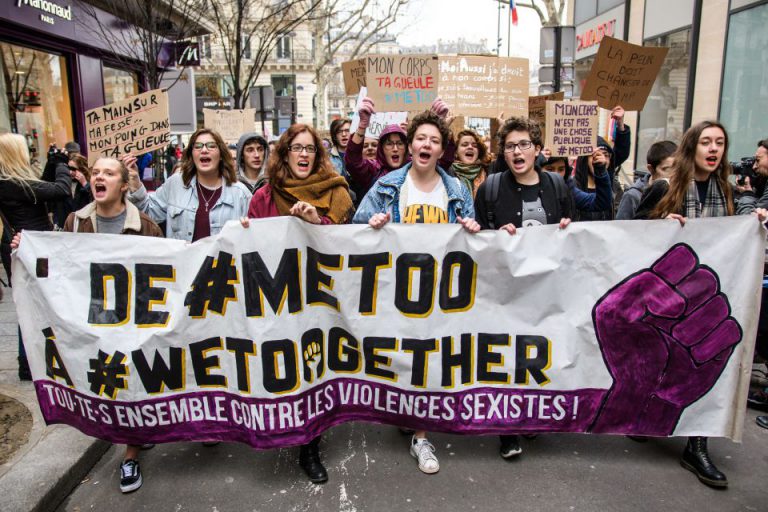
[2,95,768,494]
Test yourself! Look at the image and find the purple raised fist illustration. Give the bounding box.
[589,244,742,435]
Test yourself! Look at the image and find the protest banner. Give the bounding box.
[13,216,761,448]
[203,108,256,144]
[350,87,408,139]
[85,89,170,166]
[544,100,599,157]
[366,54,439,112]
[342,58,367,95]
[528,91,565,129]
[580,36,669,111]
[438,55,529,118]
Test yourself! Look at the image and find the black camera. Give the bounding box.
[731,157,757,185]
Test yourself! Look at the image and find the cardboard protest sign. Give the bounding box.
[350,87,408,139]
[528,91,565,128]
[15,216,763,446]
[449,116,465,137]
[366,54,438,112]
[85,89,170,166]
[341,58,367,95]
[438,56,529,118]
[203,108,256,144]
[544,100,598,157]
[580,36,669,111]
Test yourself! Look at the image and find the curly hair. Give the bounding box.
[455,129,490,166]
[180,129,237,187]
[407,110,451,149]
[496,117,543,150]
[268,123,335,187]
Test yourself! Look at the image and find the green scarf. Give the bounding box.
[450,162,485,194]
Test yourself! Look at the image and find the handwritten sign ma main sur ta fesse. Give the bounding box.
[365,54,439,112]
[438,55,529,118]
[203,109,257,144]
[85,89,170,166]
[580,36,669,111]
[544,100,598,158]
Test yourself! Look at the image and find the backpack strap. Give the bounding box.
[484,171,503,229]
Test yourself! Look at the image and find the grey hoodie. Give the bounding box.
[236,132,269,193]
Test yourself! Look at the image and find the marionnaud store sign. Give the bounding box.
[17,0,73,25]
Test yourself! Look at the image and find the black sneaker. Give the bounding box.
[499,435,522,459]
[120,459,142,493]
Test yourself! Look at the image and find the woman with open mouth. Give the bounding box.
[241,123,353,484]
[344,96,456,204]
[633,120,768,489]
[353,110,478,475]
[126,128,251,242]
[451,129,491,198]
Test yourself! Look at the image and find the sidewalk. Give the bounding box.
[0,277,109,512]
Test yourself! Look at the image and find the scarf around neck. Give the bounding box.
[450,162,485,194]
[271,166,354,224]
[682,175,729,218]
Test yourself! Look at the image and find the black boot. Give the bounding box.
[680,436,728,488]
[299,438,328,484]
[18,356,31,381]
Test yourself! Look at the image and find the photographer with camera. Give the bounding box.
[734,139,768,214]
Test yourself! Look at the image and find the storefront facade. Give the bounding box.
[1,0,143,167]
[572,0,768,173]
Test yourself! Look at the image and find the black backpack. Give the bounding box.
[483,171,569,229]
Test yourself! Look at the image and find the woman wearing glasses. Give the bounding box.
[126,129,251,241]
[242,123,353,484]
[473,117,575,459]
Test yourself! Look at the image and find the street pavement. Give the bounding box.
[59,414,767,512]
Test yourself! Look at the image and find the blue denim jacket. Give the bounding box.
[330,147,348,179]
[128,173,252,240]
[353,163,475,224]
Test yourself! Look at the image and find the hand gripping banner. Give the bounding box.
[12,216,764,447]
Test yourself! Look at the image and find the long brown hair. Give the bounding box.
[268,124,334,187]
[69,153,90,180]
[180,129,237,186]
[651,120,734,219]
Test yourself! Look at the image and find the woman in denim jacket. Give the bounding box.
[353,110,479,475]
[126,129,251,241]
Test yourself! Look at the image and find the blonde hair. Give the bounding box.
[0,133,41,184]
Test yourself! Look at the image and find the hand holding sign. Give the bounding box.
[589,244,742,435]
[358,97,376,131]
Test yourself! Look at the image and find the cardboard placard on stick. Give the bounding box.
[580,36,669,111]
[341,59,367,95]
[84,89,170,165]
[349,87,407,139]
[203,108,256,144]
[528,91,565,128]
[544,100,598,157]
[366,54,438,112]
[438,55,529,118]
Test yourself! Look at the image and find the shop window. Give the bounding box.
[103,66,139,105]
[719,3,768,160]
[0,42,74,168]
[636,29,691,168]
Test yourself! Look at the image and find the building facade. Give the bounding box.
[572,0,767,172]
[0,0,202,166]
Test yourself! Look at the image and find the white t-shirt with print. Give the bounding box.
[399,173,449,224]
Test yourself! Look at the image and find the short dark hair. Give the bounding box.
[406,110,451,149]
[496,117,543,150]
[646,140,677,169]
[759,139,768,151]
[330,118,351,148]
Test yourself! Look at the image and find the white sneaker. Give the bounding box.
[410,437,439,474]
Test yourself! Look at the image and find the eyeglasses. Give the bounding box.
[503,140,533,153]
[383,140,404,149]
[68,165,79,172]
[193,142,218,150]
[289,144,317,154]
